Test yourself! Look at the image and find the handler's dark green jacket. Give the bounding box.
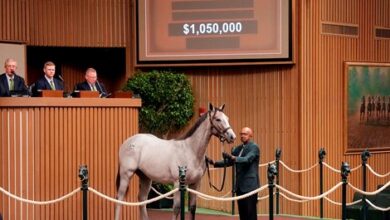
[214,141,260,193]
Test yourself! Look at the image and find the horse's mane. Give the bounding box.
[177,111,209,140]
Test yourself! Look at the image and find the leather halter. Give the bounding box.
[208,110,231,143]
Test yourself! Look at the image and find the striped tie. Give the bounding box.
[92,84,97,91]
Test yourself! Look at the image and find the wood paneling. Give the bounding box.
[27,0,130,47]
[0,0,130,46]
[300,0,390,218]
[0,0,28,42]
[182,63,301,215]
[1,0,389,219]
[0,98,141,220]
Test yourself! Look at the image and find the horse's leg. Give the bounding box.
[137,171,152,220]
[171,182,181,220]
[114,168,135,220]
[188,182,201,220]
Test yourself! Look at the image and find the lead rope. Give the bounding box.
[206,141,227,192]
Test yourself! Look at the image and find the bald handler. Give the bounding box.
[212,127,260,220]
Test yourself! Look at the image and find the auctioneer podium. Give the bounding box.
[37,90,64,97]
[0,97,141,220]
[72,90,100,98]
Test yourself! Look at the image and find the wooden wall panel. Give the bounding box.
[300,0,390,218]
[0,99,140,220]
[26,0,130,47]
[1,0,389,219]
[183,64,301,216]
[0,0,28,42]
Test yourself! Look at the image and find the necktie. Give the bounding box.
[92,84,97,91]
[9,78,14,91]
[238,145,245,157]
[50,80,55,90]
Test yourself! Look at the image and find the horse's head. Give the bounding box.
[208,103,236,143]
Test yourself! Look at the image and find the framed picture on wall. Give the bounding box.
[344,62,390,153]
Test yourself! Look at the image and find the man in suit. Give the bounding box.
[74,67,107,97]
[33,61,64,96]
[213,127,260,220]
[0,58,28,97]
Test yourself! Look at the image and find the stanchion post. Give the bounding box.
[78,165,89,220]
[275,148,282,215]
[318,147,326,219]
[361,149,370,220]
[268,163,277,220]
[179,166,187,220]
[341,162,350,220]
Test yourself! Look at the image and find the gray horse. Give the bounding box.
[115,103,236,220]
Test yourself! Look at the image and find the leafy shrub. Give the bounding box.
[123,70,194,138]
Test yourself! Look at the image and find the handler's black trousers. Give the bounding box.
[237,190,258,220]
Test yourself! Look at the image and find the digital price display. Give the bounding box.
[136,0,292,65]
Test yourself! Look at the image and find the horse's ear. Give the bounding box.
[219,104,225,111]
[209,103,214,111]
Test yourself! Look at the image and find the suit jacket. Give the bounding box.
[74,81,107,95]
[32,77,64,96]
[215,141,260,193]
[0,73,28,97]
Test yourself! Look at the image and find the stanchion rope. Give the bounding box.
[323,162,362,173]
[192,190,232,201]
[88,187,179,206]
[279,192,310,203]
[366,198,390,211]
[279,160,318,173]
[324,196,362,206]
[258,193,271,201]
[259,161,275,167]
[0,186,80,205]
[151,186,174,199]
[275,182,343,201]
[322,162,341,173]
[350,164,362,172]
[348,180,390,196]
[366,164,390,178]
[187,184,268,202]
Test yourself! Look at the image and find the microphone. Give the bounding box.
[57,74,64,82]
[28,83,35,97]
[96,80,107,97]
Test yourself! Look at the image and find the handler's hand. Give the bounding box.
[222,152,235,161]
[205,156,214,165]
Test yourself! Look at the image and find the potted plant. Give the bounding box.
[123,69,194,208]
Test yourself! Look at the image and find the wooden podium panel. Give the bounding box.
[0,98,141,220]
[111,91,132,98]
[38,90,64,97]
[73,90,100,98]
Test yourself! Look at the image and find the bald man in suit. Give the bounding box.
[213,127,260,220]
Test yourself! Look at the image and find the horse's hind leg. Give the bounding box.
[114,168,135,220]
[137,171,152,220]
